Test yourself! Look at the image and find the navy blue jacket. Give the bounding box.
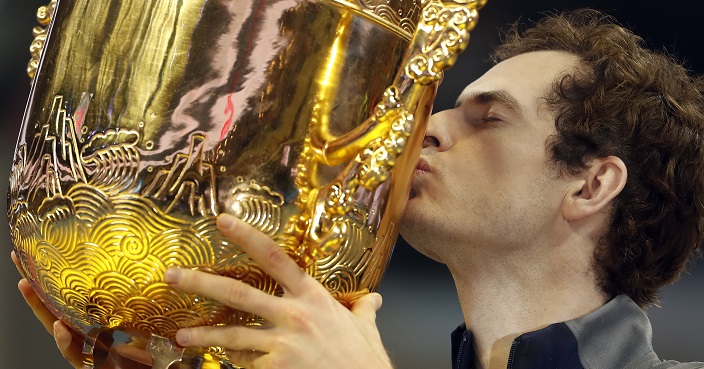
[451,295,703,369]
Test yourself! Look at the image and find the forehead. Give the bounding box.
[457,51,580,110]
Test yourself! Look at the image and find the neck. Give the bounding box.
[446,237,608,369]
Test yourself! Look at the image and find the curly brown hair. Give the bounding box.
[493,9,704,306]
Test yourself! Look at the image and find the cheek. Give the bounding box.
[443,140,552,209]
[445,142,520,187]
[484,138,548,184]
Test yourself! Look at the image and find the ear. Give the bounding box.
[562,156,627,222]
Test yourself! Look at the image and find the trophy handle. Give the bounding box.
[291,0,487,265]
[27,0,58,79]
[314,0,486,166]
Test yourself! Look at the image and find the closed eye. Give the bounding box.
[467,115,502,127]
[481,115,503,124]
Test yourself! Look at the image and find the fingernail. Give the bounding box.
[164,267,182,284]
[216,213,236,229]
[176,329,190,345]
[53,321,66,350]
[373,293,383,309]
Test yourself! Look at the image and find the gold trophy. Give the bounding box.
[9,0,485,368]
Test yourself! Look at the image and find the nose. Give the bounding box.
[422,110,454,152]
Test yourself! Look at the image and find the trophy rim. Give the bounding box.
[327,0,420,41]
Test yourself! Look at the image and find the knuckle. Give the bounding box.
[283,306,312,331]
[223,328,241,348]
[265,245,290,267]
[225,281,248,306]
[272,333,289,349]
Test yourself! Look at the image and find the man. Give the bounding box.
[16,9,704,369]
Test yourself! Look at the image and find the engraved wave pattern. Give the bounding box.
[236,196,281,236]
[82,129,141,195]
[358,0,418,34]
[10,182,264,337]
[9,109,288,338]
[230,179,284,238]
[192,218,281,306]
[314,218,374,295]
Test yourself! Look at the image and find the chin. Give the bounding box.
[399,233,444,263]
[399,214,442,261]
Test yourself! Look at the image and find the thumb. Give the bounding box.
[351,292,383,322]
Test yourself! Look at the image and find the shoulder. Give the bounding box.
[632,354,704,369]
[622,349,703,369]
[650,362,704,369]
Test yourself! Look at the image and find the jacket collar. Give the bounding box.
[451,295,656,369]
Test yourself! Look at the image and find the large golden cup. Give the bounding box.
[9,0,484,367]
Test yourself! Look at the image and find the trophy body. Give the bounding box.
[9,0,484,367]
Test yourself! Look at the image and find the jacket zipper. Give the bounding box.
[506,339,519,369]
[456,335,468,369]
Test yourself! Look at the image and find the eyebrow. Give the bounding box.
[455,90,526,117]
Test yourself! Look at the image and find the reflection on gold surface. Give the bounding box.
[12,0,486,367]
[27,0,56,79]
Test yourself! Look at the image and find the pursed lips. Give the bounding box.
[409,157,432,199]
[415,157,432,175]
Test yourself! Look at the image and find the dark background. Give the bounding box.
[1,1,702,368]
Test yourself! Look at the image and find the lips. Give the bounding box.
[415,157,431,174]
[410,158,430,199]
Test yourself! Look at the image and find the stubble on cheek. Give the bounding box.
[399,163,464,255]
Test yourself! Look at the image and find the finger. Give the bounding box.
[18,278,56,334]
[217,214,310,295]
[165,268,280,322]
[11,250,26,278]
[225,349,265,369]
[351,292,383,323]
[175,324,270,352]
[53,320,84,369]
[16,257,84,368]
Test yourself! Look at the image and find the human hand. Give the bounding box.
[12,251,84,369]
[165,214,394,369]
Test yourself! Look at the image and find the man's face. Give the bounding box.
[400,51,581,264]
